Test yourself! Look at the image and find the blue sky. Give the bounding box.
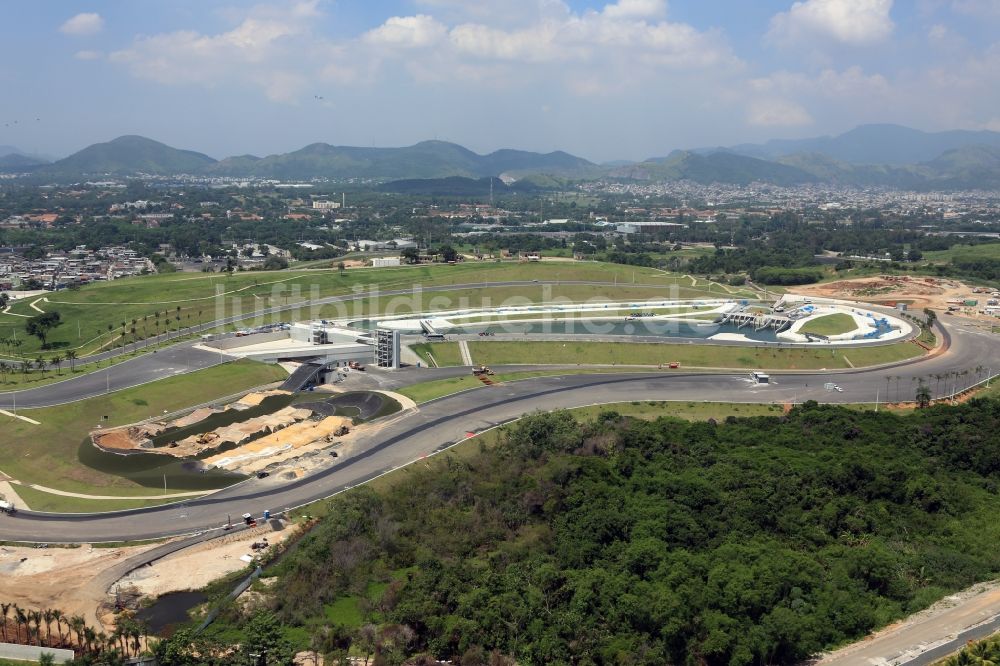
[2,0,1000,162]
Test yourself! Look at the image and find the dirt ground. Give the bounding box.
[793,276,999,324]
[117,523,295,598]
[0,523,294,632]
[0,542,159,629]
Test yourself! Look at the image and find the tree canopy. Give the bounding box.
[182,399,1000,665]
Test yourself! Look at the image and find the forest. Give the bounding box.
[169,399,1000,665]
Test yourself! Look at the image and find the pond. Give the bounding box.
[135,591,207,637]
[78,439,245,490]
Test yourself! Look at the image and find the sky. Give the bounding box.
[2,0,1000,162]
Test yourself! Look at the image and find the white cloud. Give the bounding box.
[769,0,894,45]
[602,0,668,20]
[746,99,814,127]
[59,12,104,36]
[73,50,103,61]
[364,15,448,48]
[446,4,734,68]
[110,1,321,101]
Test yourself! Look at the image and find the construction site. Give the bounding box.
[89,388,407,477]
[794,275,997,319]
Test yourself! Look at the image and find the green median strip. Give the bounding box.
[466,340,922,370]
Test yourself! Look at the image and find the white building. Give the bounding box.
[313,201,341,210]
[372,257,401,268]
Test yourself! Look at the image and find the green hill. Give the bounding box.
[43,135,217,175]
[209,140,597,180]
[0,152,49,172]
[612,150,816,185]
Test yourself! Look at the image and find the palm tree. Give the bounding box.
[49,355,62,375]
[80,618,97,652]
[15,605,28,643]
[30,609,43,646]
[70,615,86,650]
[50,609,64,646]
[917,382,932,408]
[43,609,56,646]
[1,602,11,642]
[65,350,77,372]
[34,356,46,377]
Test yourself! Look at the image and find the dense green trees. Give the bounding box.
[25,311,62,348]
[207,400,1000,665]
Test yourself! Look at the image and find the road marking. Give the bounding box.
[458,340,473,366]
[0,410,39,425]
[28,298,46,313]
[8,480,208,500]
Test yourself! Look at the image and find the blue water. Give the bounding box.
[351,318,783,342]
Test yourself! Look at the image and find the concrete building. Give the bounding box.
[372,256,401,268]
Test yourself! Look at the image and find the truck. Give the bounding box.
[0,500,16,515]
[472,365,495,376]
[348,361,365,371]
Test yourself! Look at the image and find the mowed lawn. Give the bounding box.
[0,360,287,497]
[800,313,858,336]
[923,242,1000,263]
[466,340,923,369]
[410,342,465,367]
[0,261,715,359]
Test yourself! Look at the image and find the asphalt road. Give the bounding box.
[0,279,918,409]
[0,314,997,664]
[2,315,999,544]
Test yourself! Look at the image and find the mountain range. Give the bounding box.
[3,124,1000,189]
[710,124,1000,165]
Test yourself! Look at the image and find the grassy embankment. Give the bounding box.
[0,360,287,511]
[411,339,922,370]
[923,242,1000,264]
[799,313,859,336]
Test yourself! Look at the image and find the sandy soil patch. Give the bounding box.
[118,524,295,598]
[0,542,158,627]
[234,390,290,409]
[793,276,998,324]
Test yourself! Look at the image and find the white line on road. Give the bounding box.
[458,339,473,366]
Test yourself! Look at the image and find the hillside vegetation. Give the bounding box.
[185,400,1000,665]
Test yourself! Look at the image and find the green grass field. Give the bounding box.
[0,261,738,360]
[410,342,464,367]
[924,242,1000,263]
[0,360,287,507]
[800,313,858,336]
[10,484,175,513]
[465,340,923,369]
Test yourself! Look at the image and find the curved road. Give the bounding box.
[0,314,998,544]
[0,280,914,409]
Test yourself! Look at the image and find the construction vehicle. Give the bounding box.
[242,513,257,527]
[0,500,15,516]
[472,365,495,376]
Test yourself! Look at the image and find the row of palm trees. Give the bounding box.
[0,603,149,660]
[877,366,993,405]
[0,350,78,383]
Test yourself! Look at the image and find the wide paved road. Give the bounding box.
[2,314,999,544]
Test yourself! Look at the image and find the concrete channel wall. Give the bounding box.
[0,642,75,663]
